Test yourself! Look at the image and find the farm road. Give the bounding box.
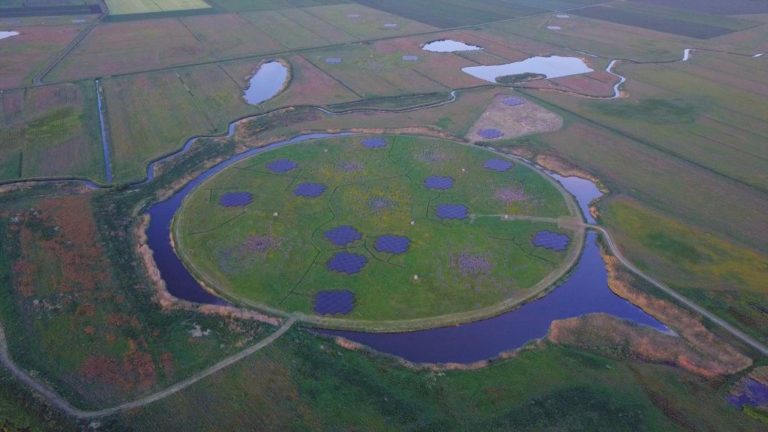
[0,316,297,419]
[587,224,768,356]
[1,224,767,419]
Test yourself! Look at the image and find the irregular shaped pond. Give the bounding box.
[319,232,668,363]
[548,172,603,224]
[463,56,593,83]
[422,39,482,53]
[243,61,289,105]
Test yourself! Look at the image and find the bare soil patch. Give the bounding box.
[466,93,562,143]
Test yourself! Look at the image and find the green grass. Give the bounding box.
[106,0,211,15]
[307,44,449,98]
[593,98,698,125]
[118,329,764,431]
[175,135,573,320]
[515,86,768,253]
[599,196,768,342]
[0,81,105,183]
[0,188,270,409]
[103,66,257,183]
[209,0,347,13]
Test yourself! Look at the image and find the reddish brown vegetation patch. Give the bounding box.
[9,196,110,299]
[452,252,493,275]
[80,343,157,393]
[5,195,166,397]
[50,19,208,81]
[521,69,620,98]
[240,235,281,254]
[233,55,359,108]
[548,313,748,378]
[534,153,604,187]
[494,187,527,203]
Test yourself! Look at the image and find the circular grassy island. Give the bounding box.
[173,135,584,330]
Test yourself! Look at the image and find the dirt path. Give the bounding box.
[2,223,766,419]
[32,13,103,85]
[587,224,768,356]
[0,316,296,419]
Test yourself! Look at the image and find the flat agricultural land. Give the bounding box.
[306,44,452,98]
[599,196,768,342]
[105,0,211,15]
[630,0,768,15]
[103,64,256,182]
[484,13,692,62]
[175,135,575,321]
[0,24,86,89]
[571,5,737,39]
[0,3,101,18]
[210,0,347,13]
[2,0,768,426]
[48,4,435,82]
[0,81,104,182]
[352,0,545,28]
[48,18,226,81]
[224,55,360,109]
[236,86,500,142]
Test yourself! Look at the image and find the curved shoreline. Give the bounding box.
[0,44,765,419]
[162,133,585,332]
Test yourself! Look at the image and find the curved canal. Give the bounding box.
[145,134,667,363]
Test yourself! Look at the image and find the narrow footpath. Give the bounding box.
[0,316,296,419]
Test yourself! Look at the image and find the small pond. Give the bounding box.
[0,31,19,40]
[463,56,593,83]
[243,61,289,105]
[422,39,482,53]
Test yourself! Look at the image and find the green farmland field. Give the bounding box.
[106,0,212,15]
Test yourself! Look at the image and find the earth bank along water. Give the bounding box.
[146,135,666,363]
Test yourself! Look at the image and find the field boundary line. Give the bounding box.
[0,316,296,419]
[28,0,622,89]
[33,10,105,85]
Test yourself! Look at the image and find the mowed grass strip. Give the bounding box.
[106,0,211,15]
[174,135,573,320]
